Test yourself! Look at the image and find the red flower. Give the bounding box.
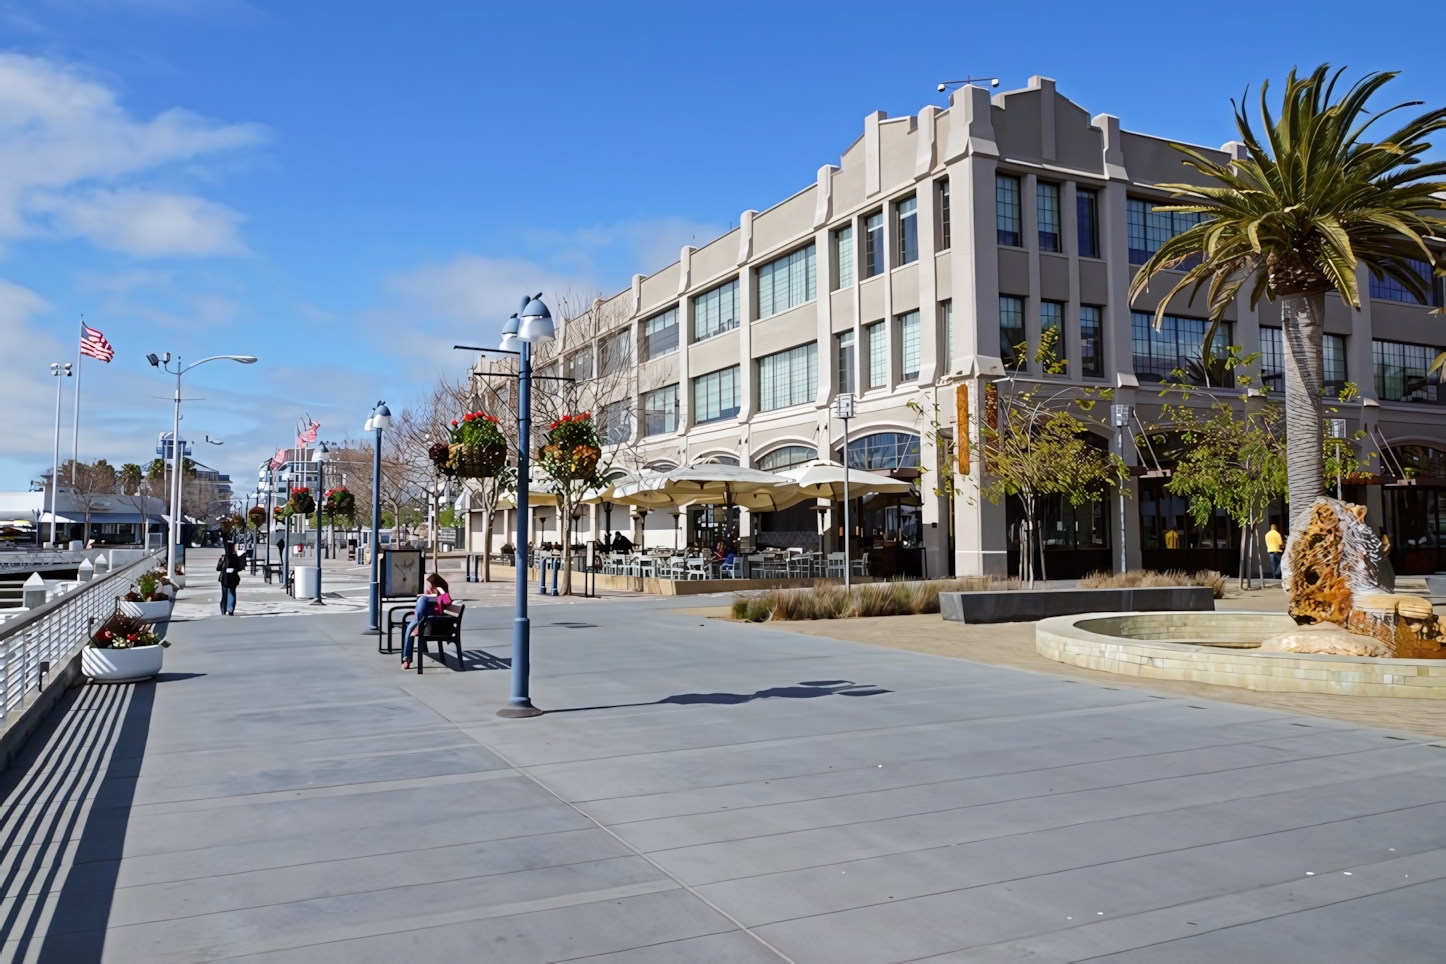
[451,420,458,426]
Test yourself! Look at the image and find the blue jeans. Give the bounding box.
[401,596,434,662]
[220,586,236,614]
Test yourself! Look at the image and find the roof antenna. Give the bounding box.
[938,76,1000,93]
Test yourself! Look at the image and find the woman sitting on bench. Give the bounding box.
[401,573,451,670]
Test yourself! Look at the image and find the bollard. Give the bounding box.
[538,556,549,595]
[22,572,46,609]
[94,554,109,577]
[550,556,560,596]
[77,557,94,583]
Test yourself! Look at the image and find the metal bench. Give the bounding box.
[413,602,466,674]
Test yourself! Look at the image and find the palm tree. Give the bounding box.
[1129,66,1446,526]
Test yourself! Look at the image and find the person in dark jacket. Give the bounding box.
[217,543,243,615]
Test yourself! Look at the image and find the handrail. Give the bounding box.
[0,549,164,717]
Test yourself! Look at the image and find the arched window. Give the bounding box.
[644,460,678,472]
[757,445,817,473]
[1388,444,1446,479]
[696,454,740,466]
[843,433,920,470]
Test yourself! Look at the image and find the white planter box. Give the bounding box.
[83,644,164,682]
[118,598,175,640]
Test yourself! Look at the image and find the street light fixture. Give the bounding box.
[149,353,257,577]
[365,401,391,632]
[48,362,72,547]
[311,441,330,605]
[501,294,551,718]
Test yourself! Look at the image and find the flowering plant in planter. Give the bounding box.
[540,412,602,481]
[89,612,166,649]
[123,569,172,602]
[447,411,508,478]
[288,487,316,516]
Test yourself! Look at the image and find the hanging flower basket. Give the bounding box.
[247,505,267,529]
[448,411,509,478]
[429,441,456,478]
[325,487,356,520]
[541,413,602,480]
[288,487,316,516]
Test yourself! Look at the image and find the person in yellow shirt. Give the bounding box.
[1265,523,1285,579]
[1163,528,1181,550]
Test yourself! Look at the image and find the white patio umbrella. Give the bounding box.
[780,460,915,500]
[612,463,807,511]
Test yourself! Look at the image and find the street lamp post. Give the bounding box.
[148,353,257,577]
[834,392,855,590]
[48,362,72,547]
[365,402,391,632]
[312,441,330,605]
[498,295,553,718]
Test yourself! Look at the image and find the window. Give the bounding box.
[863,212,884,278]
[1260,328,1348,394]
[866,321,887,388]
[599,328,631,375]
[758,342,817,411]
[996,174,1022,246]
[1040,301,1065,370]
[641,307,678,361]
[1037,182,1061,252]
[643,384,678,435]
[941,300,953,372]
[599,399,632,444]
[1369,259,1444,307]
[834,225,854,289]
[693,279,739,341]
[758,445,817,472]
[563,347,592,382]
[692,366,740,423]
[836,330,856,395]
[1077,188,1099,258]
[1373,339,1445,404]
[1131,312,1233,386]
[1080,305,1103,377]
[999,296,1026,370]
[938,178,951,250]
[896,195,918,265]
[844,432,921,470]
[898,311,920,381]
[758,244,816,318]
[1127,198,1204,265]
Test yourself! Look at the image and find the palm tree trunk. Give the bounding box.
[1281,292,1327,528]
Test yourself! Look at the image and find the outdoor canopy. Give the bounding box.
[780,459,916,500]
[609,462,810,512]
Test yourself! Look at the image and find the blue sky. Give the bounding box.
[0,0,1439,493]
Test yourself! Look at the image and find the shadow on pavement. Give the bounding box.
[547,679,891,714]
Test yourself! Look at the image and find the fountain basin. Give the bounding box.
[1036,611,1446,699]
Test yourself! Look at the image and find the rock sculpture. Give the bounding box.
[1263,497,1443,658]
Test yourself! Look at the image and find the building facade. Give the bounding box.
[476,77,1446,577]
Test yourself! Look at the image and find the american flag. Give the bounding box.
[79,324,113,362]
[295,419,319,450]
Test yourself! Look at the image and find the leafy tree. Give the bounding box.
[1129,66,1446,527]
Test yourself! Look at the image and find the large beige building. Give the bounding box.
[476,77,1446,578]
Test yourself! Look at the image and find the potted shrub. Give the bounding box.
[540,412,602,480]
[448,411,508,478]
[83,612,168,682]
[120,569,176,639]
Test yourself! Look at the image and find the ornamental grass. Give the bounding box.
[731,578,1015,623]
[1077,568,1226,598]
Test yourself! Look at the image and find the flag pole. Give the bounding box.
[71,317,83,485]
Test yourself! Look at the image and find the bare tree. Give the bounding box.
[61,459,117,545]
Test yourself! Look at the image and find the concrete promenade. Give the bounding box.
[2,583,1446,960]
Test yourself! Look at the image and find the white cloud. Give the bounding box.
[387,254,594,328]
[47,189,247,256]
[0,53,264,255]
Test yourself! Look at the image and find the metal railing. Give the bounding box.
[0,550,163,718]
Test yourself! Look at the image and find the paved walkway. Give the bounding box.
[2,593,1446,960]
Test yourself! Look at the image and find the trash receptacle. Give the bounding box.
[295,566,320,598]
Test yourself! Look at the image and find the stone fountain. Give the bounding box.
[1033,497,1446,698]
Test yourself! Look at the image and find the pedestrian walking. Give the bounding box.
[1265,523,1284,580]
[217,542,243,615]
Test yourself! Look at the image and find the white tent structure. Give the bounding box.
[611,463,808,512]
[779,460,915,500]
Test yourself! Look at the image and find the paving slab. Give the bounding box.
[1,591,1444,961]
